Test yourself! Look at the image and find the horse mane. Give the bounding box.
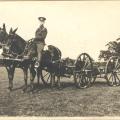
[14,34,26,44]
[9,33,27,56]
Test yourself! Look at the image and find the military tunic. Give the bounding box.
[34,24,47,63]
[35,25,47,43]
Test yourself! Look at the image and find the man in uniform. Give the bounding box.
[34,17,47,68]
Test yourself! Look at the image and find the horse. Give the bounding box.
[5,28,62,91]
[0,26,38,91]
[0,27,31,91]
[0,25,23,91]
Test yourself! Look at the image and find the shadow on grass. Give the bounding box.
[91,81,109,87]
[10,80,110,93]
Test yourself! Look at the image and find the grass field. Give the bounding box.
[0,67,120,116]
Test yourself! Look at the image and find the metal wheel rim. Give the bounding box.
[74,53,93,88]
[105,56,120,86]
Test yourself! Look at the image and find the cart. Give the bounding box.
[40,52,120,89]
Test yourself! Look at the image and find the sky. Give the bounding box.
[0,1,120,60]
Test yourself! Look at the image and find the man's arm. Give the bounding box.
[41,28,47,40]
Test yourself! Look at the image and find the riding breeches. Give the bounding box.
[36,42,45,63]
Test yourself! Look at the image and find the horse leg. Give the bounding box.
[57,76,61,89]
[37,67,41,85]
[51,73,55,88]
[22,67,28,92]
[6,65,15,91]
[30,67,36,91]
[53,74,55,86]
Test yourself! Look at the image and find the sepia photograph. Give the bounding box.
[0,1,120,119]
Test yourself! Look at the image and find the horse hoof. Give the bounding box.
[21,90,26,93]
[8,87,12,91]
[22,86,27,91]
[22,88,27,93]
[29,90,34,94]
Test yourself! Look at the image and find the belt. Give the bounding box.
[34,38,45,43]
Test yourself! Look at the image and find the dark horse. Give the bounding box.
[2,27,61,91]
[0,26,30,91]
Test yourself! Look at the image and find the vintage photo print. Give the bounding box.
[0,1,120,119]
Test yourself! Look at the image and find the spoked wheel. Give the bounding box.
[74,71,92,89]
[40,69,52,85]
[74,53,94,88]
[105,56,120,86]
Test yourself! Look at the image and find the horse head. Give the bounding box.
[7,27,18,45]
[0,23,8,45]
[0,24,12,56]
[5,27,26,57]
[1,27,18,56]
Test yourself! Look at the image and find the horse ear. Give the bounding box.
[3,23,6,32]
[116,38,120,41]
[105,43,109,46]
[12,27,18,34]
[9,28,13,34]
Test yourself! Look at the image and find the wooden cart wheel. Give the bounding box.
[74,53,93,88]
[74,72,92,89]
[105,56,120,86]
[40,69,52,85]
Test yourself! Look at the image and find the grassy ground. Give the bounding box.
[0,67,120,116]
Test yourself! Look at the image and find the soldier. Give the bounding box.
[34,17,48,68]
